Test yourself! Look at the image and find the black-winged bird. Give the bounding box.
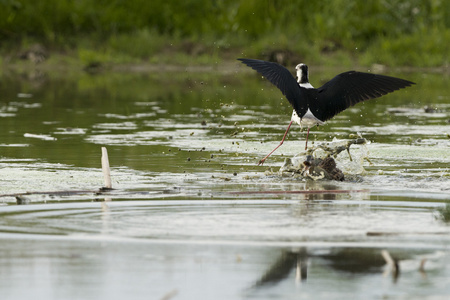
[238,58,415,165]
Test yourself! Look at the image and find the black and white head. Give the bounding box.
[295,63,309,84]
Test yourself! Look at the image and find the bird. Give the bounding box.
[238,58,415,165]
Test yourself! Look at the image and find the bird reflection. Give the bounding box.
[296,253,308,283]
[253,247,390,290]
[255,248,308,287]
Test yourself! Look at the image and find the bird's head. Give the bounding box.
[295,63,309,84]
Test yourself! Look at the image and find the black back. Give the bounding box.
[238,58,415,122]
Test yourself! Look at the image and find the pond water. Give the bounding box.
[0,65,449,299]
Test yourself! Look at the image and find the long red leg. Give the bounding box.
[304,127,310,150]
[258,121,293,166]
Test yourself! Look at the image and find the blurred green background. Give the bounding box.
[0,0,449,67]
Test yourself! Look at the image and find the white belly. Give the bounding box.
[291,109,324,129]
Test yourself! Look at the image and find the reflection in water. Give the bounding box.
[252,247,422,292]
[0,236,448,300]
[255,248,308,287]
[256,248,359,289]
[296,250,309,283]
[321,248,387,273]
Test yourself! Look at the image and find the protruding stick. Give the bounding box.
[101,147,112,189]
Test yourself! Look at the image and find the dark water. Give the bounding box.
[0,66,449,299]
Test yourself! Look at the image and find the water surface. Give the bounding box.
[0,66,449,299]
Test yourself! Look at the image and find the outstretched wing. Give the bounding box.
[316,71,415,121]
[238,58,308,117]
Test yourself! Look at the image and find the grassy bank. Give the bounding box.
[1,0,449,69]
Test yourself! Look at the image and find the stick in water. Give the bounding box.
[101,147,112,189]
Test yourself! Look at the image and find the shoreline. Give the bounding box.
[2,56,449,75]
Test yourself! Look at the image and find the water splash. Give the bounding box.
[279,138,370,180]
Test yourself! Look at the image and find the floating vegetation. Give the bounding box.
[23,133,57,141]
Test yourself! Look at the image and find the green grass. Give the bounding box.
[1,0,448,68]
[360,28,450,67]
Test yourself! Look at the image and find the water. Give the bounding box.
[0,66,449,299]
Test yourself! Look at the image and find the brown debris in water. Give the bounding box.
[279,138,368,181]
[302,156,344,181]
